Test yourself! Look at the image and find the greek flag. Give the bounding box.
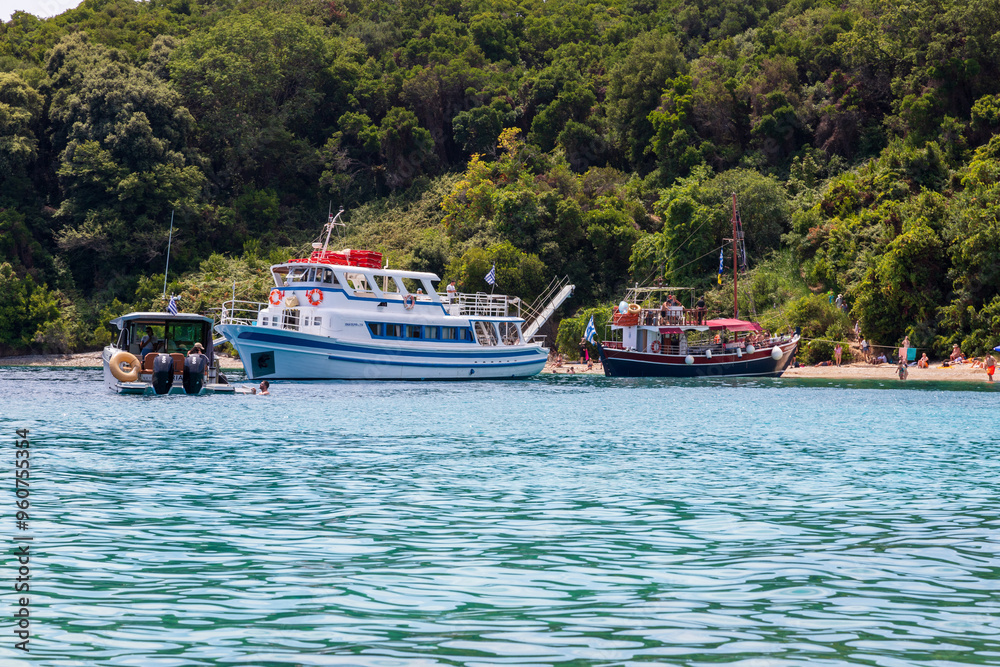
[167,295,178,315]
[484,263,496,286]
[718,247,724,284]
[584,315,597,345]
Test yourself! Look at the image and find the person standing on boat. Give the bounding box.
[139,326,158,357]
[695,295,705,323]
[446,280,457,302]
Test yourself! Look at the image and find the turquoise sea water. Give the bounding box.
[2,367,1000,666]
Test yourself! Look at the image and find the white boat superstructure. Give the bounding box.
[216,259,572,380]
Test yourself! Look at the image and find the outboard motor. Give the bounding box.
[151,354,174,394]
[183,354,208,395]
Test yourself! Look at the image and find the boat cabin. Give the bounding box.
[111,312,215,365]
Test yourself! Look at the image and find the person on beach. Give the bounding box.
[834,343,843,366]
[918,352,929,368]
[950,344,964,362]
[587,357,594,371]
[579,338,588,363]
[987,355,996,382]
[860,338,870,361]
[897,361,908,381]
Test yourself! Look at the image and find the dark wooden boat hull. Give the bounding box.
[599,339,799,378]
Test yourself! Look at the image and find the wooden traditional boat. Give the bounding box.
[597,196,799,378]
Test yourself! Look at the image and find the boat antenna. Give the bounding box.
[162,209,174,298]
[321,204,345,254]
[730,194,739,319]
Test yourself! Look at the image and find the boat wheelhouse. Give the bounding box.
[216,212,573,380]
[102,312,236,394]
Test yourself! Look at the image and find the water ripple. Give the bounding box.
[1,369,999,665]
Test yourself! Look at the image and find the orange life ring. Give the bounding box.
[269,289,284,306]
[306,288,323,306]
[651,340,660,353]
[403,294,415,310]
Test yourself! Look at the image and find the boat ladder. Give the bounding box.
[522,276,574,340]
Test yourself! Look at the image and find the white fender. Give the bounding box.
[685,355,694,365]
[706,349,712,359]
[771,346,783,360]
[736,347,743,358]
[747,344,755,354]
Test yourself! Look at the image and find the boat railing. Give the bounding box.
[447,292,521,318]
[637,307,707,326]
[218,300,269,326]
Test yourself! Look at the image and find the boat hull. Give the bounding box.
[599,338,799,378]
[216,324,548,380]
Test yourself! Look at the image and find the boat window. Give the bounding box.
[261,316,269,326]
[385,323,403,338]
[345,272,369,292]
[405,325,421,339]
[368,322,382,337]
[303,316,311,327]
[164,322,203,353]
[497,322,522,345]
[424,326,439,340]
[282,309,300,331]
[285,267,309,285]
[313,317,321,327]
[272,267,289,287]
[474,321,498,346]
[380,275,402,294]
[319,268,337,285]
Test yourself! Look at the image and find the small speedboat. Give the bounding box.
[102,312,240,395]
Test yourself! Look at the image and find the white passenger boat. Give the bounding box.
[103,312,238,395]
[215,214,574,380]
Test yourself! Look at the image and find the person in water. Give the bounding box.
[258,380,270,395]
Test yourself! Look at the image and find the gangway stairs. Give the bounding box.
[522,276,574,340]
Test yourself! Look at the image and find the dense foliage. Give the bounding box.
[2,0,1000,358]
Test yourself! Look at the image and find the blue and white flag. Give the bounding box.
[718,247,724,284]
[484,263,496,286]
[584,315,597,345]
[167,295,178,315]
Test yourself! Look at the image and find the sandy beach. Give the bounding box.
[541,359,995,382]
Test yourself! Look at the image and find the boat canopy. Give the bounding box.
[705,318,763,332]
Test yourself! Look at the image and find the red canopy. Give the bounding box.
[705,318,763,332]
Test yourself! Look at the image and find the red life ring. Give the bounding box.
[651,340,661,353]
[269,289,284,306]
[403,294,415,310]
[306,288,323,306]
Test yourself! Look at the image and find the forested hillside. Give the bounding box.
[2,0,1000,360]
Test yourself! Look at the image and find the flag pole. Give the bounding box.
[162,210,174,299]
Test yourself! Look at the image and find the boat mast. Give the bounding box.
[731,193,738,319]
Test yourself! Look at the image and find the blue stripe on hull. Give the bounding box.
[234,329,542,359]
[217,325,546,380]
